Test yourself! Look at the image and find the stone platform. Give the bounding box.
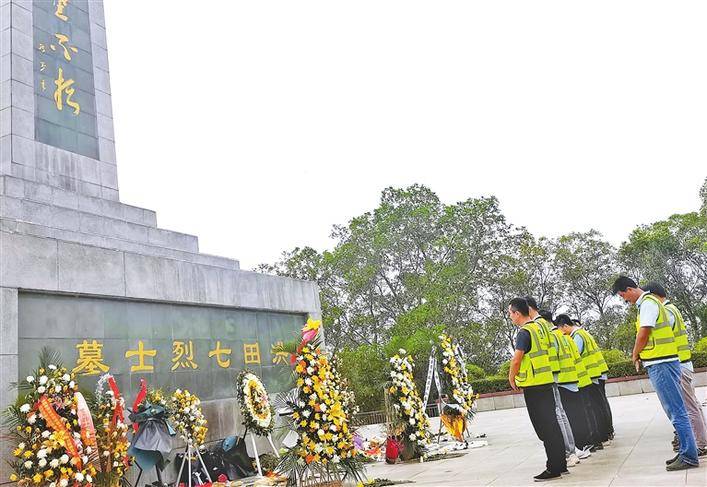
[364,387,707,486]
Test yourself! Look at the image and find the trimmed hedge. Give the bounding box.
[469,376,511,395]
[470,351,707,395]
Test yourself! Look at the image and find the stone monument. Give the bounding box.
[0,1,320,478]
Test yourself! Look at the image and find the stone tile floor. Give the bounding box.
[363,387,707,486]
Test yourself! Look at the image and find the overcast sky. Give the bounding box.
[105,1,706,270]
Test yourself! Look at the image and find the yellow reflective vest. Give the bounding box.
[665,300,691,363]
[572,328,603,379]
[534,316,560,374]
[565,335,592,388]
[636,294,678,362]
[552,329,579,385]
[515,322,554,388]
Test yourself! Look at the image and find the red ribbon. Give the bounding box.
[131,379,147,432]
[108,376,124,427]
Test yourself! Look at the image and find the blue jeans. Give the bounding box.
[647,361,699,465]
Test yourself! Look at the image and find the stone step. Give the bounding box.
[0,195,199,253]
[0,217,240,270]
[0,175,157,227]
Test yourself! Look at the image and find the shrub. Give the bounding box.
[469,377,512,395]
[497,360,511,377]
[606,360,640,378]
[692,351,706,368]
[601,349,628,364]
[695,337,707,354]
[466,364,486,381]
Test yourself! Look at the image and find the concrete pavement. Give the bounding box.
[363,387,707,486]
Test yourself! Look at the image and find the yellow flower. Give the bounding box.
[9,474,17,482]
[32,473,43,484]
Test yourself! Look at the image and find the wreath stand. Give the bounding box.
[423,347,471,445]
[245,428,280,477]
[174,441,212,487]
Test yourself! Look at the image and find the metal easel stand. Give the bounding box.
[249,431,281,477]
[174,440,212,487]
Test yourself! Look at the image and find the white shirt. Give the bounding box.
[664,300,694,372]
[636,292,679,367]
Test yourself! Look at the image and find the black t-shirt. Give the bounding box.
[515,329,531,353]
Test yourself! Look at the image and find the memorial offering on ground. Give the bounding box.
[4,349,99,487]
[276,319,366,485]
[236,370,276,437]
[386,349,431,461]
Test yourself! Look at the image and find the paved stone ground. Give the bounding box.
[363,387,707,486]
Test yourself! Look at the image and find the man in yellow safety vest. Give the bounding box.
[508,297,567,481]
[612,275,699,471]
[643,281,707,460]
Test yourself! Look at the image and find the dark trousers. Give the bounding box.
[559,387,593,449]
[524,385,568,474]
[598,379,614,437]
[587,382,610,442]
[579,387,602,446]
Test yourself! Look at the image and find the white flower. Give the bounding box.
[332,455,341,463]
[409,433,417,440]
[48,364,57,370]
[55,385,62,393]
[50,459,60,468]
[26,376,35,383]
[60,454,69,464]
[41,430,51,439]
[24,460,33,468]
[62,374,70,382]
[59,479,69,487]
[86,447,92,454]
[82,455,88,464]
[86,475,92,483]
[28,414,36,424]
[18,442,25,450]
[19,404,31,413]
[69,381,75,389]
[113,460,120,467]
[302,410,311,418]
[39,375,48,385]
[103,451,110,457]
[399,348,407,355]
[320,403,327,411]
[409,418,416,425]
[37,386,46,394]
[74,472,84,482]
[49,482,56,487]
[38,458,47,468]
[37,449,47,459]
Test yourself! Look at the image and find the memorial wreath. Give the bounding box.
[169,389,208,448]
[235,370,275,436]
[5,349,99,487]
[386,349,431,458]
[92,374,131,487]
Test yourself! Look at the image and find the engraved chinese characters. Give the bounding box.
[18,294,304,401]
[33,0,99,157]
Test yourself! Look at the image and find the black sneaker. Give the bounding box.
[665,453,679,465]
[666,458,699,471]
[559,469,570,475]
[533,470,561,482]
[699,448,707,458]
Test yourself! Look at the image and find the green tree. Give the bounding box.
[553,230,623,347]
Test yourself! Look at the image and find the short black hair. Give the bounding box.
[509,297,530,316]
[612,275,638,294]
[644,280,667,298]
[554,314,573,327]
[572,318,582,326]
[539,309,553,322]
[524,296,539,310]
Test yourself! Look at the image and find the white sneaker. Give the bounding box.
[576,447,591,459]
[566,453,580,467]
